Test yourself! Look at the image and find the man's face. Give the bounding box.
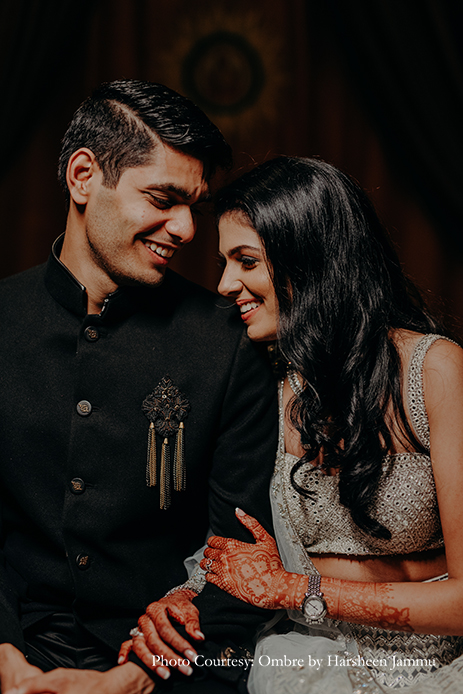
[82,143,208,289]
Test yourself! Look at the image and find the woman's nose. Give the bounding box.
[218,265,242,297]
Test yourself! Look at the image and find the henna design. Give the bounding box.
[322,577,414,632]
[201,510,307,610]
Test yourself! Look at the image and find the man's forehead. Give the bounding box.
[123,148,209,199]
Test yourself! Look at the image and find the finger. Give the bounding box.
[235,507,270,542]
[139,614,194,674]
[118,639,133,664]
[141,610,193,654]
[205,572,222,588]
[206,535,228,549]
[183,613,205,642]
[200,557,216,572]
[141,611,189,650]
[144,603,196,657]
[167,602,202,642]
[131,634,171,681]
[203,547,222,560]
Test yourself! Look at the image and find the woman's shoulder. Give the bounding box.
[393,329,463,371]
[421,335,463,403]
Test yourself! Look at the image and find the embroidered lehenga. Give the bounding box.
[247,335,463,693]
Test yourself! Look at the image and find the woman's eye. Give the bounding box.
[240,256,258,269]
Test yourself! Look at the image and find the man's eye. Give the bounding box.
[147,194,171,209]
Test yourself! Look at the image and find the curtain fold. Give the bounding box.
[0,0,100,180]
[326,0,463,249]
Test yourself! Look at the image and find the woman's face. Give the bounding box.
[218,213,278,342]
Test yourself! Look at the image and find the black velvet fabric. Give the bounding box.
[0,243,278,688]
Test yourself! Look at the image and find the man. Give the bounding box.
[0,80,277,693]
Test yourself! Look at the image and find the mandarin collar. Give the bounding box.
[44,234,173,323]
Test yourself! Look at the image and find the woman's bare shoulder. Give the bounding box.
[393,329,463,374]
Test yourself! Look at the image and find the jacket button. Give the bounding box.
[84,326,100,342]
[70,478,86,494]
[76,554,91,570]
[76,400,92,416]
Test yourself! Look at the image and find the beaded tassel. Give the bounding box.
[173,422,186,492]
[159,437,171,509]
[146,422,157,486]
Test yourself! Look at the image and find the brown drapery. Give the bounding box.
[0,0,100,180]
[324,0,463,249]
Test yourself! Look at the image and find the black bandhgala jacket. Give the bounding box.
[0,238,277,684]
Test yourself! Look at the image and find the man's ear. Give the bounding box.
[66,148,100,205]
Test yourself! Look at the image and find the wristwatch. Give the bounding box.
[300,574,327,623]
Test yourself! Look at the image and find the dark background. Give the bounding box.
[1,0,462,335]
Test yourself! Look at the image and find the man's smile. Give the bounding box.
[143,240,176,259]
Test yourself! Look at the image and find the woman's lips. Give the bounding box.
[238,300,262,320]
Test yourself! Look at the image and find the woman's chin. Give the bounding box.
[246,325,277,343]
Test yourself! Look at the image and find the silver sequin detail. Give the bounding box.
[348,623,463,688]
[407,334,458,449]
[164,562,207,597]
[282,335,457,556]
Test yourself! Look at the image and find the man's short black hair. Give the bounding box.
[58,79,232,205]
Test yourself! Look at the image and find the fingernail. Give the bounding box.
[180,663,193,676]
[235,507,245,516]
[157,667,170,680]
[118,655,125,664]
[195,630,205,639]
[185,649,197,659]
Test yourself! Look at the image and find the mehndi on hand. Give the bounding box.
[200,508,307,611]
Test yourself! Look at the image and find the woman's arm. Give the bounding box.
[204,340,463,635]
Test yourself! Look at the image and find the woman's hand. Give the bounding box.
[200,508,307,611]
[118,589,204,678]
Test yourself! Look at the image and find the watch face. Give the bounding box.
[303,596,326,619]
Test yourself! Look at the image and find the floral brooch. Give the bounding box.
[142,376,190,509]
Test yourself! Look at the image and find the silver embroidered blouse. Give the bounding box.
[281,334,454,556]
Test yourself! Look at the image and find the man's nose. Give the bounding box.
[165,205,196,244]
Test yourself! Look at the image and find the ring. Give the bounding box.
[205,558,213,571]
[130,627,143,638]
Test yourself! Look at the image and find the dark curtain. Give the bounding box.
[0,0,100,180]
[325,0,463,250]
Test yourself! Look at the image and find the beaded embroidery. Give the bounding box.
[281,334,456,556]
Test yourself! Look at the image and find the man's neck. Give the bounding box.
[59,229,118,316]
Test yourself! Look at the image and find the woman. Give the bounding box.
[123,157,463,692]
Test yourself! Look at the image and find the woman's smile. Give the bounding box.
[217,213,278,342]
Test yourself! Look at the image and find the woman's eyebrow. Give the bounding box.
[228,244,262,255]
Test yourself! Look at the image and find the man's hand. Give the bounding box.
[0,643,43,693]
[118,590,203,677]
[3,662,154,694]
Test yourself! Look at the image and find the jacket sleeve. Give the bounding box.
[130,332,279,687]
[191,330,278,642]
[0,522,26,650]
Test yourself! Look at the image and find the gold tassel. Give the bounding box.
[160,437,171,509]
[174,422,186,492]
[146,422,157,487]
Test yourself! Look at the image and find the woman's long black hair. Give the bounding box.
[216,157,446,539]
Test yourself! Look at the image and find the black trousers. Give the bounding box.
[24,613,239,692]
